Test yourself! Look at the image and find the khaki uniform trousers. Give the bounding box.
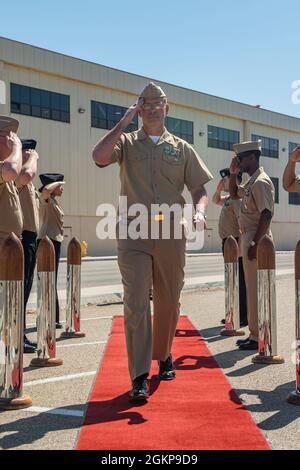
[241,230,272,341]
[117,224,186,381]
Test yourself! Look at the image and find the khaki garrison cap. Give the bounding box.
[233,140,262,156]
[0,115,19,134]
[139,82,166,99]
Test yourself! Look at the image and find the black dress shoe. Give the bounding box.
[24,336,37,348]
[129,375,149,403]
[56,322,63,329]
[236,336,250,346]
[158,354,176,381]
[239,339,258,350]
[24,342,36,354]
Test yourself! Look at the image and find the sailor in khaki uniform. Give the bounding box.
[212,168,247,326]
[229,140,274,350]
[38,173,65,328]
[93,82,213,402]
[283,144,300,193]
[0,116,23,244]
[16,139,40,353]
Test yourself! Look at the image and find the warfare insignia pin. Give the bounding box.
[162,146,183,165]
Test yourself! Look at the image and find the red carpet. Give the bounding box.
[76,316,270,450]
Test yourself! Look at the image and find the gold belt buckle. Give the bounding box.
[155,213,164,221]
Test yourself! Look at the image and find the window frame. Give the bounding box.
[91,100,138,133]
[207,125,240,151]
[165,116,194,144]
[288,142,300,205]
[251,134,279,159]
[270,177,279,204]
[10,83,70,123]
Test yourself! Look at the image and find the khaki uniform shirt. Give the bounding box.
[38,195,64,242]
[100,127,213,215]
[216,195,241,239]
[0,161,23,240]
[238,167,274,232]
[17,181,39,234]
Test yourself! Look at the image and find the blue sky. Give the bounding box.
[1,0,299,117]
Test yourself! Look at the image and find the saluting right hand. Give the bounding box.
[22,149,39,163]
[120,98,144,130]
[6,132,22,151]
[230,156,239,175]
[290,144,300,163]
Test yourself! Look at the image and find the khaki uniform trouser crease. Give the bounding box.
[117,225,186,382]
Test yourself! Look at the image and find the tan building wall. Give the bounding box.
[0,37,300,255]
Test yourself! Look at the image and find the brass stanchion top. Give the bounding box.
[0,233,24,281]
[224,236,239,263]
[67,237,81,265]
[257,235,275,270]
[295,240,300,280]
[37,236,55,272]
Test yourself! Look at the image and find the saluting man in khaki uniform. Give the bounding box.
[212,168,247,326]
[229,140,274,350]
[16,139,40,353]
[38,173,65,328]
[283,144,300,193]
[93,82,213,403]
[0,116,23,244]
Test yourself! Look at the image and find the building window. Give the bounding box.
[288,142,300,205]
[270,177,279,204]
[251,134,279,158]
[289,142,299,155]
[91,101,138,132]
[11,83,70,123]
[207,125,240,151]
[165,117,193,144]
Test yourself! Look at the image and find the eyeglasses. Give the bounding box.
[141,102,165,111]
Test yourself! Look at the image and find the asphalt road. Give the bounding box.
[29,252,294,295]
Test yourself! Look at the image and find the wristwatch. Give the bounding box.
[249,240,256,247]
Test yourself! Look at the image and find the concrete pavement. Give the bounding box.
[1,276,299,450]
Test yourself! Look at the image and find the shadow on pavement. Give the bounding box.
[198,326,241,344]
[229,381,300,430]
[226,363,270,377]
[0,376,163,449]
[175,328,254,369]
[0,404,85,449]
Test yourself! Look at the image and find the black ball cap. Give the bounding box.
[21,139,37,150]
[219,168,230,178]
[38,173,64,192]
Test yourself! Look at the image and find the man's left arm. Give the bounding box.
[190,186,208,226]
[184,144,213,224]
